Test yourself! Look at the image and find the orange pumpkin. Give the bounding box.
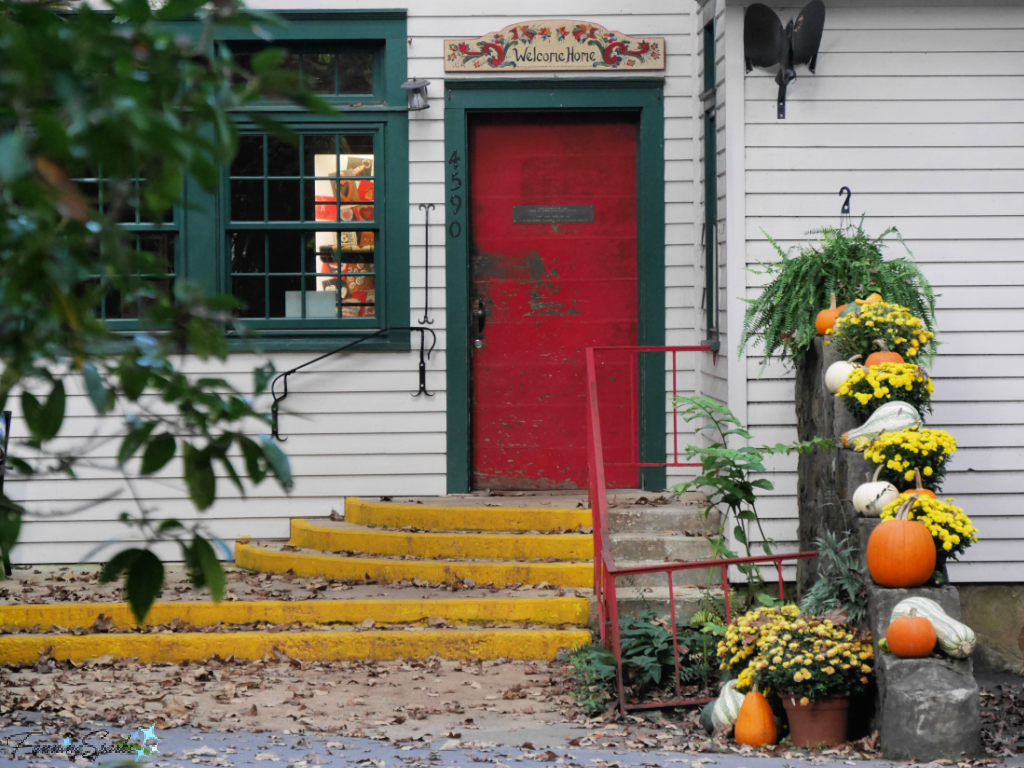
[734,688,777,747]
[864,339,903,368]
[886,609,937,658]
[900,469,937,500]
[867,497,936,587]
[816,294,847,335]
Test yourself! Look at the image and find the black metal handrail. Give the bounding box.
[270,327,437,441]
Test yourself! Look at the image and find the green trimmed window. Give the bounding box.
[88,12,410,347]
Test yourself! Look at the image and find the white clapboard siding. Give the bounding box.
[737,1,1024,582]
[11,0,696,564]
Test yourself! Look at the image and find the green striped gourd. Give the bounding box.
[890,597,976,658]
[842,400,922,451]
[711,679,745,731]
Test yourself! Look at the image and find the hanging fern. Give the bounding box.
[740,223,937,370]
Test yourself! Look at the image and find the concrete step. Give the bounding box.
[608,532,715,562]
[613,586,727,623]
[607,503,720,535]
[291,519,591,562]
[346,497,591,533]
[0,594,590,632]
[236,541,593,589]
[610,561,721,588]
[0,627,591,665]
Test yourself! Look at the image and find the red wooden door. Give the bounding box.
[469,113,639,490]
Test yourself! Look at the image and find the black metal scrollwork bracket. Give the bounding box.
[270,327,438,441]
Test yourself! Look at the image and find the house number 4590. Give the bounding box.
[448,149,462,239]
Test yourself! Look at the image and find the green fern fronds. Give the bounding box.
[740,223,938,371]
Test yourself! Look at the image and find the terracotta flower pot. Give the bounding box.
[781,694,849,748]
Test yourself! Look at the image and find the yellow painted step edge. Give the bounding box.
[290,519,594,562]
[0,628,593,665]
[0,597,589,631]
[235,543,594,589]
[346,497,592,533]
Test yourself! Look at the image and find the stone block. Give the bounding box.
[876,655,982,760]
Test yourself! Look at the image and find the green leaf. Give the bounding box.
[238,436,267,483]
[99,548,143,584]
[182,443,216,510]
[733,525,747,545]
[254,363,275,394]
[0,131,30,182]
[191,535,225,602]
[0,508,22,559]
[154,0,207,20]
[157,519,183,534]
[245,113,298,146]
[220,455,245,496]
[125,549,164,623]
[259,434,292,489]
[25,381,65,442]
[120,364,150,401]
[251,47,288,73]
[118,422,156,466]
[82,363,114,414]
[140,433,176,475]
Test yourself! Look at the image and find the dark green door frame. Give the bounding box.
[444,78,667,494]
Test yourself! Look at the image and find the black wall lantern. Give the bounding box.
[402,78,431,111]
[744,1,825,119]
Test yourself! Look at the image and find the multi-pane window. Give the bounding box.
[226,131,380,323]
[232,50,374,96]
[78,174,178,322]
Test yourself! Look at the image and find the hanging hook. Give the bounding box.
[418,203,436,325]
[411,328,437,397]
[839,186,852,230]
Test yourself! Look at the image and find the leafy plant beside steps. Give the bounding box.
[739,224,937,368]
[670,396,833,601]
[562,610,721,715]
[799,531,869,624]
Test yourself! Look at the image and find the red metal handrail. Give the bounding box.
[585,345,817,714]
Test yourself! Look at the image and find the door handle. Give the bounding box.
[473,301,486,333]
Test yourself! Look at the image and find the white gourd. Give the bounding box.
[825,357,861,394]
[890,597,976,658]
[711,679,745,731]
[853,466,900,517]
[842,401,922,451]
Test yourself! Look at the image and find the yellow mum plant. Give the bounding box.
[881,495,978,558]
[862,427,956,492]
[836,362,933,421]
[827,302,936,363]
[746,616,874,702]
[718,605,801,679]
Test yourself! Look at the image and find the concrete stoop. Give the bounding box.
[0,493,723,666]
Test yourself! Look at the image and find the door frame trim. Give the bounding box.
[444,78,666,493]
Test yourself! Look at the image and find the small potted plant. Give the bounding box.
[826,302,936,364]
[861,427,957,492]
[742,615,875,748]
[835,362,933,422]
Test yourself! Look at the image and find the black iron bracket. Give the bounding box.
[418,203,436,325]
[270,327,437,441]
[839,186,852,229]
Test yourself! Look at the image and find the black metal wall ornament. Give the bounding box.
[839,186,852,230]
[417,203,435,325]
[744,0,826,119]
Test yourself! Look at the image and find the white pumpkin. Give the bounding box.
[853,466,900,517]
[825,356,862,394]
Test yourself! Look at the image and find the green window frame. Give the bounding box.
[136,11,412,351]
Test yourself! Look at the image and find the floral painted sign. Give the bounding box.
[444,21,664,72]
